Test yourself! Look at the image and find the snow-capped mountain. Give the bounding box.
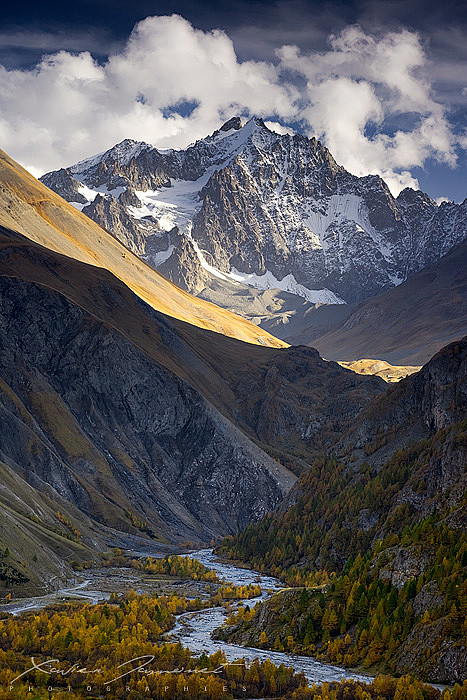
[41,116,467,312]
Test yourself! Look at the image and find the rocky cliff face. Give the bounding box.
[41,117,467,315]
[82,192,154,255]
[0,277,292,546]
[337,337,467,525]
[0,230,298,559]
[221,346,384,466]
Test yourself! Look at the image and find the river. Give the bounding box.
[178,549,373,686]
[2,547,373,687]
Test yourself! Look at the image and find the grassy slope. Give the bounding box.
[337,359,421,383]
[0,458,96,597]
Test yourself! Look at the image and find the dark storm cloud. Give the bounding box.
[3,0,466,81]
[3,0,466,49]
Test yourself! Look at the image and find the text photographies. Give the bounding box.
[8,655,250,694]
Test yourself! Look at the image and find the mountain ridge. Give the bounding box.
[41,116,467,319]
[312,238,467,365]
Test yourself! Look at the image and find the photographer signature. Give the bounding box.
[10,656,246,685]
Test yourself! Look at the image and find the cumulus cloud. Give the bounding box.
[0,15,296,174]
[277,25,460,193]
[0,15,464,196]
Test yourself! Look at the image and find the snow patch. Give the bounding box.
[208,126,243,144]
[229,268,346,304]
[305,194,394,262]
[132,177,206,232]
[69,201,87,211]
[188,232,235,282]
[148,244,175,266]
[74,184,127,207]
[186,229,345,304]
[69,150,106,175]
[77,185,99,203]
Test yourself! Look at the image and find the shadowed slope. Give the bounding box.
[0,226,384,470]
[0,227,297,583]
[0,225,384,591]
[313,241,467,365]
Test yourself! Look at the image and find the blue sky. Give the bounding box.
[0,0,466,200]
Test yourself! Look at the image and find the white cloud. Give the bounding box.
[0,15,296,174]
[264,120,295,135]
[277,25,459,194]
[0,16,464,196]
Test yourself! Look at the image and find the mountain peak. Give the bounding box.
[40,118,467,316]
[219,116,243,132]
[105,138,151,163]
[69,138,152,175]
[396,187,436,207]
[252,116,267,129]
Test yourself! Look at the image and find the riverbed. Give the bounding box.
[175,549,373,686]
[2,547,373,687]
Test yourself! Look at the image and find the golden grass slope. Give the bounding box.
[338,359,421,382]
[0,149,286,348]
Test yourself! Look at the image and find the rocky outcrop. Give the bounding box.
[393,617,467,684]
[82,193,155,255]
[344,335,467,454]
[155,228,210,294]
[40,167,87,204]
[119,186,142,208]
[378,546,429,589]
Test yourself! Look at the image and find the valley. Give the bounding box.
[2,547,371,687]
[0,112,465,700]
